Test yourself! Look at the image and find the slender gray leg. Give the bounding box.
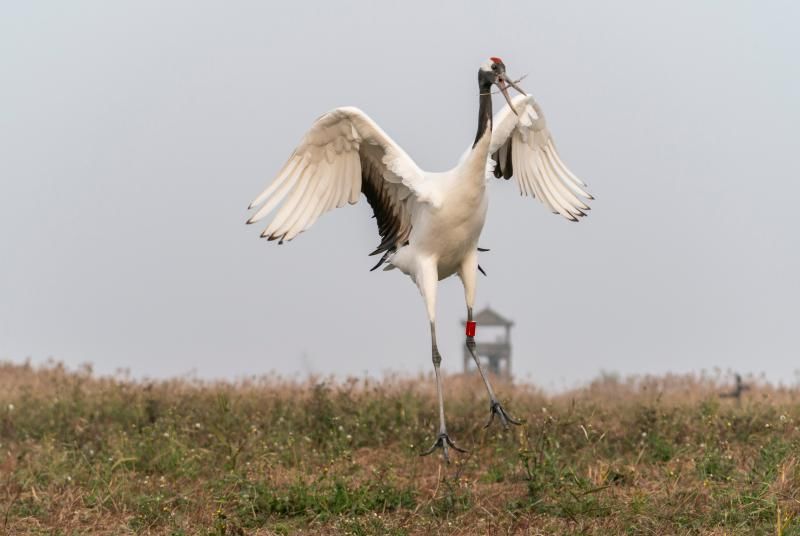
[421,322,467,462]
[466,306,522,429]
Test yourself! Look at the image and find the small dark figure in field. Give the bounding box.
[720,373,750,404]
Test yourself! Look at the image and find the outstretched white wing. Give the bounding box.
[490,94,593,222]
[248,107,433,254]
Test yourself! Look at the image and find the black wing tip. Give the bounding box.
[570,210,591,222]
[265,233,288,242]
[260,231,293,243]
[369,249,392,271]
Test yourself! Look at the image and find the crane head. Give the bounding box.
[479,57,527,115]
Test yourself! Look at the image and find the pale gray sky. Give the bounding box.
[1,1,798,390]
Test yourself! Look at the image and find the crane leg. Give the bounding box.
[465,324,522,429]
[418,263,466,463]
[420,322,467,462]
[460,256,522,430]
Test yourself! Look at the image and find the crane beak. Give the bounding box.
[505,76,528,97]
[496,77,518,115]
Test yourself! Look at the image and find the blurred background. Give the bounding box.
[1,1,798,391]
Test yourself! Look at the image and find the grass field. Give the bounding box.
[2,361,799,535]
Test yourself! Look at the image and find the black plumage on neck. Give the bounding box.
[472,80,493,148]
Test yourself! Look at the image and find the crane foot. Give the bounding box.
[420,432,468,463]
[484,400,523,429]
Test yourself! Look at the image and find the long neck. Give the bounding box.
[472,81,493,148]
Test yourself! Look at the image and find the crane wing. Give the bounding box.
[489,94,593,222]
[247,107,432,256]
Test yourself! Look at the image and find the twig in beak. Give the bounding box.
[479,74,528,96]
[506,76,528,96]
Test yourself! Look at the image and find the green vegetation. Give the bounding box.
[1,361,799,534]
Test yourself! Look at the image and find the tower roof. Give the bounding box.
[463,306,514,326]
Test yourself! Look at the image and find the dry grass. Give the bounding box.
[2,360,800,535]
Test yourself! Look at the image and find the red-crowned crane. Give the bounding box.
[247,57,593,462]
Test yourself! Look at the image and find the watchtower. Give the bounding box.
[462,306,513,379]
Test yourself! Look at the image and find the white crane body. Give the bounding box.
[247,58,592,461]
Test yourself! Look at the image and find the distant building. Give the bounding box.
[462,306,513,379]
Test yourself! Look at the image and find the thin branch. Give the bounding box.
[479,74,529,96]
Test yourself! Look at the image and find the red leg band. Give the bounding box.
[466,321,476,337]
